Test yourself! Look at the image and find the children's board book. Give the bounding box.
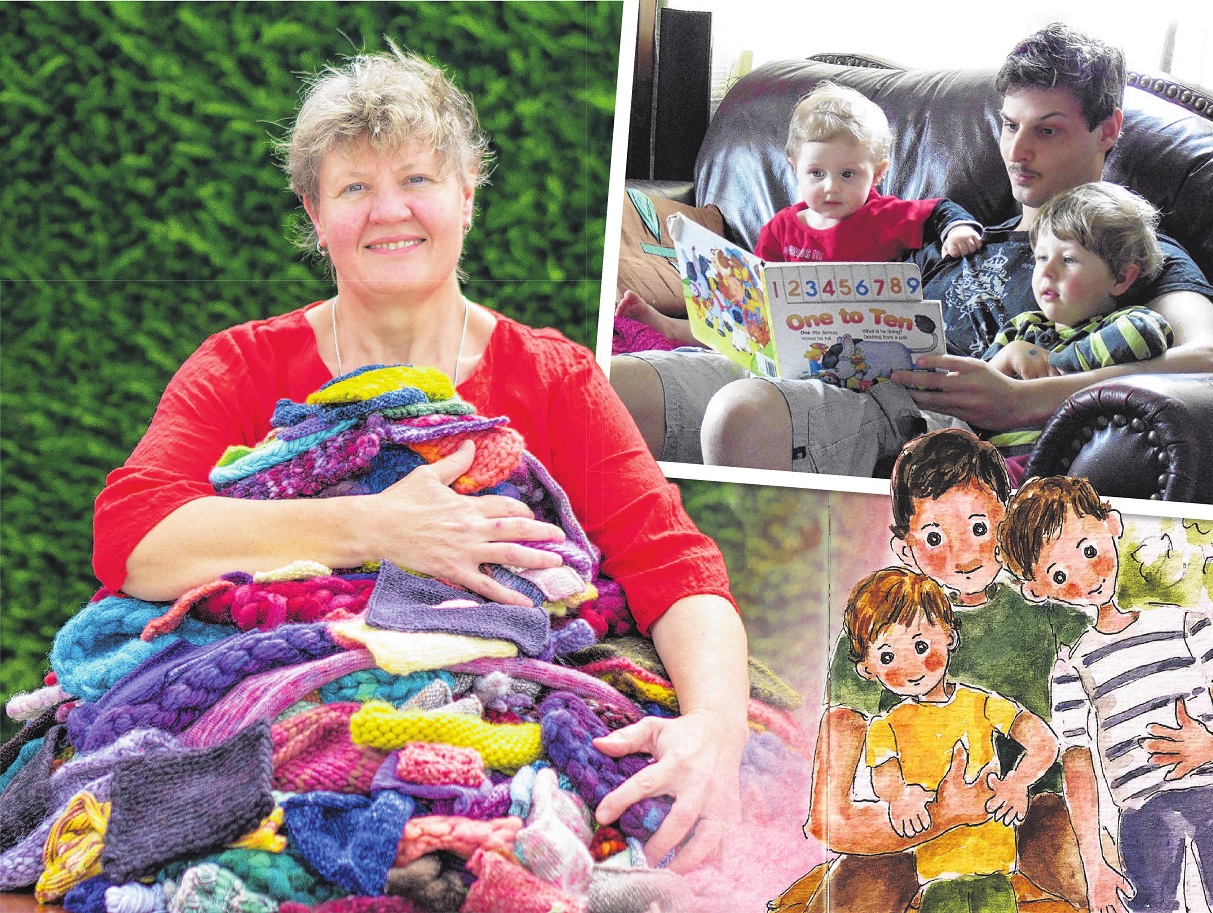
[668,212,946,389]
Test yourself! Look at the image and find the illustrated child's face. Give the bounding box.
[790,137,887,230]
[895,480,1006,603]
[1023,506,1121,608]
[1032,229,1138,329]
[858,614,957,700]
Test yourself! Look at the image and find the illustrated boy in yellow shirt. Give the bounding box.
[846,567,1059,912]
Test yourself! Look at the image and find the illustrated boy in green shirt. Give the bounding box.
[795,429,1091,913]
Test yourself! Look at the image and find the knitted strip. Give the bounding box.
[141,578,238,641]
[327,619,517,676]
[377,399,474,420]
[271,702,388,795]
[183,649,374,749]
[216,426,383,500]
[462,847,588,913]
[106,882,167,912]
[450,658,642,725]
[370,753,508,820]
[0,703,60,776]
[377,411,510,446]
[281,790,414,896]
[0,723,63,854]
[290,892,411,913]
[395,742,485,787]
[5,684,71,722]
[570,635,803,712]
[513,767,594,894]
[578,658,679,713]
[0,775,110,891]
[572,577,637,639]
[35,789,109,903]
[408,424,524,495]
[588,864,689,913]
[587,826,626,862]
[76,624,340,753]
[273,387,430,429]
[365,561,550,656]
[51,596,236,704]
[317,669,455,706]
[538,618,597,663]
[350,702,541,773]
[307,365,454,406]
[64,875,113,912]
[511,565,592,605]
[209,419,358,486]
[204,577,375,633]
[393,815,521,867]
[102,721,274,883]
[159,845,344,907]
[384,854,467,912]
[230,807,287,853]
[356,446,428,495]
[506,452,599,577]
[166,863,277,913]
[538,692,670,842]
[0,737,44,795]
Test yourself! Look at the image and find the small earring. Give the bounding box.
[462,221,472,236]
[316,239,327,255]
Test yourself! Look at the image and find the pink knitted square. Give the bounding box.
[394,742,485,787]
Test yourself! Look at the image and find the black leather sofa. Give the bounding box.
[630,55,1213,503]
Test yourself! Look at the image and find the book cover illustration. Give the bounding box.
[667,213,945,388]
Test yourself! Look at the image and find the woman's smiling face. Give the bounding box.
[304,139,475,298]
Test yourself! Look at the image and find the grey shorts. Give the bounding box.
[625,349,967,474]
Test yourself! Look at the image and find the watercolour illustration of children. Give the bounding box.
[615,82,983,346]
[1000,476,1213,913]
[846,568,1058,912]
[774,429,1094,913]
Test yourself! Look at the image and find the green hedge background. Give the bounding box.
[0,1,625,740]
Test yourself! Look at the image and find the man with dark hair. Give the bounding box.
[612,23,1213,476]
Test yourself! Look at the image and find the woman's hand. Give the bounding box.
[365,440,566,605]
[591,707,746,873]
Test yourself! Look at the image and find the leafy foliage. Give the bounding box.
[0,1,621,740]
[676,479,831,706]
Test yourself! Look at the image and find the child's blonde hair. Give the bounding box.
[844,568,957,663]
[1029,182,1163,284]
[785,82,892,165]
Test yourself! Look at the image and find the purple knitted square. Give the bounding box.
[101,720,274,882]
[366,561,550,656]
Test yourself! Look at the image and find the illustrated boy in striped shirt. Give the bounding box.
[1001,476,1213,913]
[980,182,1173,465]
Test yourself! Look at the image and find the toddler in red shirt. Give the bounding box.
[618,83,982,344]
[755,82,982,264]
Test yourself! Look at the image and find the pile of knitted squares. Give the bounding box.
[0,366,815,913]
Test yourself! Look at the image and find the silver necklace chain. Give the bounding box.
[330,295,470,386]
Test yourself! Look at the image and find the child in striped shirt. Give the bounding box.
[980,182,1173,463]
[1000,476,1213,913]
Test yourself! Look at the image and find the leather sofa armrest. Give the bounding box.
[624,179,697,205]
[1023,374,1213,503]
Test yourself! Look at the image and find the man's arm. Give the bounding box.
[895,290,1213,430]
[805,705,993,855]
